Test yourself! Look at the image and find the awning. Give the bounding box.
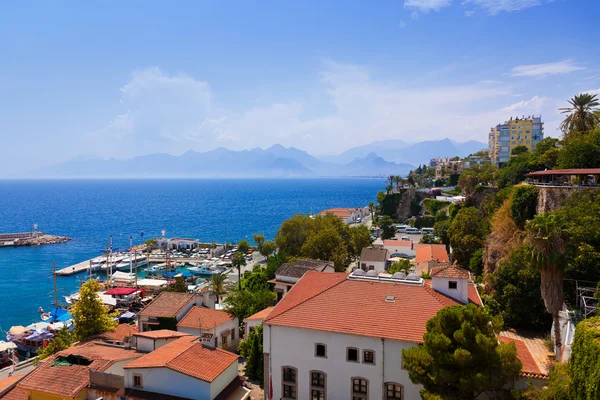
[105,288,138,295]
[0,341,17,352]
[120,311,136,319]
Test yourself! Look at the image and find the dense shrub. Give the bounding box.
[415,216,435,229]
[509,185,538,229]
[569,316,600,399]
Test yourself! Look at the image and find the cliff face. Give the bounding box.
[536,186,582,213]
[395,189,417,221]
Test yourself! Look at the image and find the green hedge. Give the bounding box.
[415,216,435,229]
[569,316,600,399]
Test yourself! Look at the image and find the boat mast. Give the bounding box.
[105,241,110,288]
[52,261,58,309]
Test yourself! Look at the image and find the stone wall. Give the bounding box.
[536,186,583,213]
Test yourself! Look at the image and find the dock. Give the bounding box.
[56,259,94,276]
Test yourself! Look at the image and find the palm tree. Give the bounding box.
[388,175,395,189]
[398,176,405,189]
[232,252,247,291]
[209,273,226,304]
[368,202,374,219]
[385,184,393,194]
[559,93,600,136]
[525,213,570,356]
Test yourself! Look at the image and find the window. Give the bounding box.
[449,281,458,289]
[133,374,143,388]
[315,343,327,358]
[369,265,375,271]
[282,366,297,399]
[231,329,235,341]
[310,371,326,400]
[347,347,359,362]
[352,377,369,400]
[386,383,404,399]
[363,350,375,364]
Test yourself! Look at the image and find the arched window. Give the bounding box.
[309,370,326,400]
[351,377,368,400]
[282,366,297,399]
[385,382,403,400]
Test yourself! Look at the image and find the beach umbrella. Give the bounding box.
[8,326,26,335]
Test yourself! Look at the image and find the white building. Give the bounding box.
[133,329,191,352]
[244,306,274,338]
[358,247,390,273]
[123,335,242,400]
[382,240,415,259]
[263,268,483,400]
[318,208,367,224]
[269,259,335,303]
[176,306,239,352]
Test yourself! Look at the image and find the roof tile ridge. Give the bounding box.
[143,337,197,367]
[265,273,347,322]
[423,283,459,306]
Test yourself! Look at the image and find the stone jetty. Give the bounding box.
[0,232,71,247]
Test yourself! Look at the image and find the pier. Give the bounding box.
[56,259,95,276]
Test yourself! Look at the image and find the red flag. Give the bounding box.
[269,374,273,400]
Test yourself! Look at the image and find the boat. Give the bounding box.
[188,265,222,275]
[115,254,148,271]
[39,262,70,323]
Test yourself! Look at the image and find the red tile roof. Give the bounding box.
[499,336,546,378]
[134,330,191,339]
[18,357,110,398]
[430,265,470,279]
[89,323,137,342]
[383,240,413,247]
[124,336,238,382]
[138,292,197,318]
[265,271,472,343]
[525,168,600,176]
[0,385,27,400]
[414,244,449,263]
[244,306,274,322]
[0,376,24,395]
[318,208,356,218]
[177,306,234,330]
[62,341,142,363]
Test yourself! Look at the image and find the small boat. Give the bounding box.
[115,254,148,271]
[188,265,221,275]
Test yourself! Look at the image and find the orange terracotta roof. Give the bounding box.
[499,336,546,378]
[62,340,142,363]
[383,240,413,247]
[244,306,275,322]
[431,265,469,279]
[18,357,111,398]
[318,208,355,218]
[265,271,470,343]
[0,383,27,400]
[138,292,197,318]
[0,375,23,394]
[89,323,137,342]
[415,244,449,263]
[124,336,238,382]
[134,330,191,339]
[177,306,234,330]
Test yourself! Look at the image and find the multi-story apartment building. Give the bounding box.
[434,158,464,179]
[489,116,544,166]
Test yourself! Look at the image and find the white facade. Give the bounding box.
[178,317,240,351]
[431,276,469,304]
[245,319,262,338]
[358,259,387,273]
[264,324,421,400]
[124,362,238,400]
[134,336,184,353]
[383,244,415,258]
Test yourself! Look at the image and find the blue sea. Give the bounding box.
[0,179,383,331]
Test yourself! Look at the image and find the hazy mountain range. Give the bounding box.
[29,139,486,178]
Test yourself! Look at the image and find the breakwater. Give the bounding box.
[0,232,71,247]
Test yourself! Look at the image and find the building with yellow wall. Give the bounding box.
[489,116,544,166]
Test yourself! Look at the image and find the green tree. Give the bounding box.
[376,191,386,206]
[232,252,247,291]
[458,164,494,195]
[164,277,187,292]
[559,93,600,136]
[402,304,521,400]
[525,213,570,353]
[239,325,264,384]
[485,245,552,331]
[378,216,396,240]
[301,227,348,271]
[209,273,227,304]
[253,233,265,248]
[388,259,411,274]
[557,129,600,169]
[223,288,275,322]
[420,233,441,244]
[509,185,538,229]
[237,239,250,255]
[448,207,488,268]
[241,269,270,292]
[433,219,451,247]
[38,326,73,359]
[407,175,416,188]
[423,199,450,217]
[494,152,541,189]
[71,279,118,340]
[259,240,277,261]
[350,225,372,257]
[511,145,529,156]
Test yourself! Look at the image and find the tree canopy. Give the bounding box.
[402,304,521,400]
[71,279,118,340]
[448,207,488,269]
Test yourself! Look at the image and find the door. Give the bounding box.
[221,333,228,350]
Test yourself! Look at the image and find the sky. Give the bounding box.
[1,0,599,172]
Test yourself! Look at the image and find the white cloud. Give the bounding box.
[501,95,548,113]
[584,88,600,96]
[404,0,452,13]
[463,0,546,15]
[88,62,567,157]
[509,59,586,78]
